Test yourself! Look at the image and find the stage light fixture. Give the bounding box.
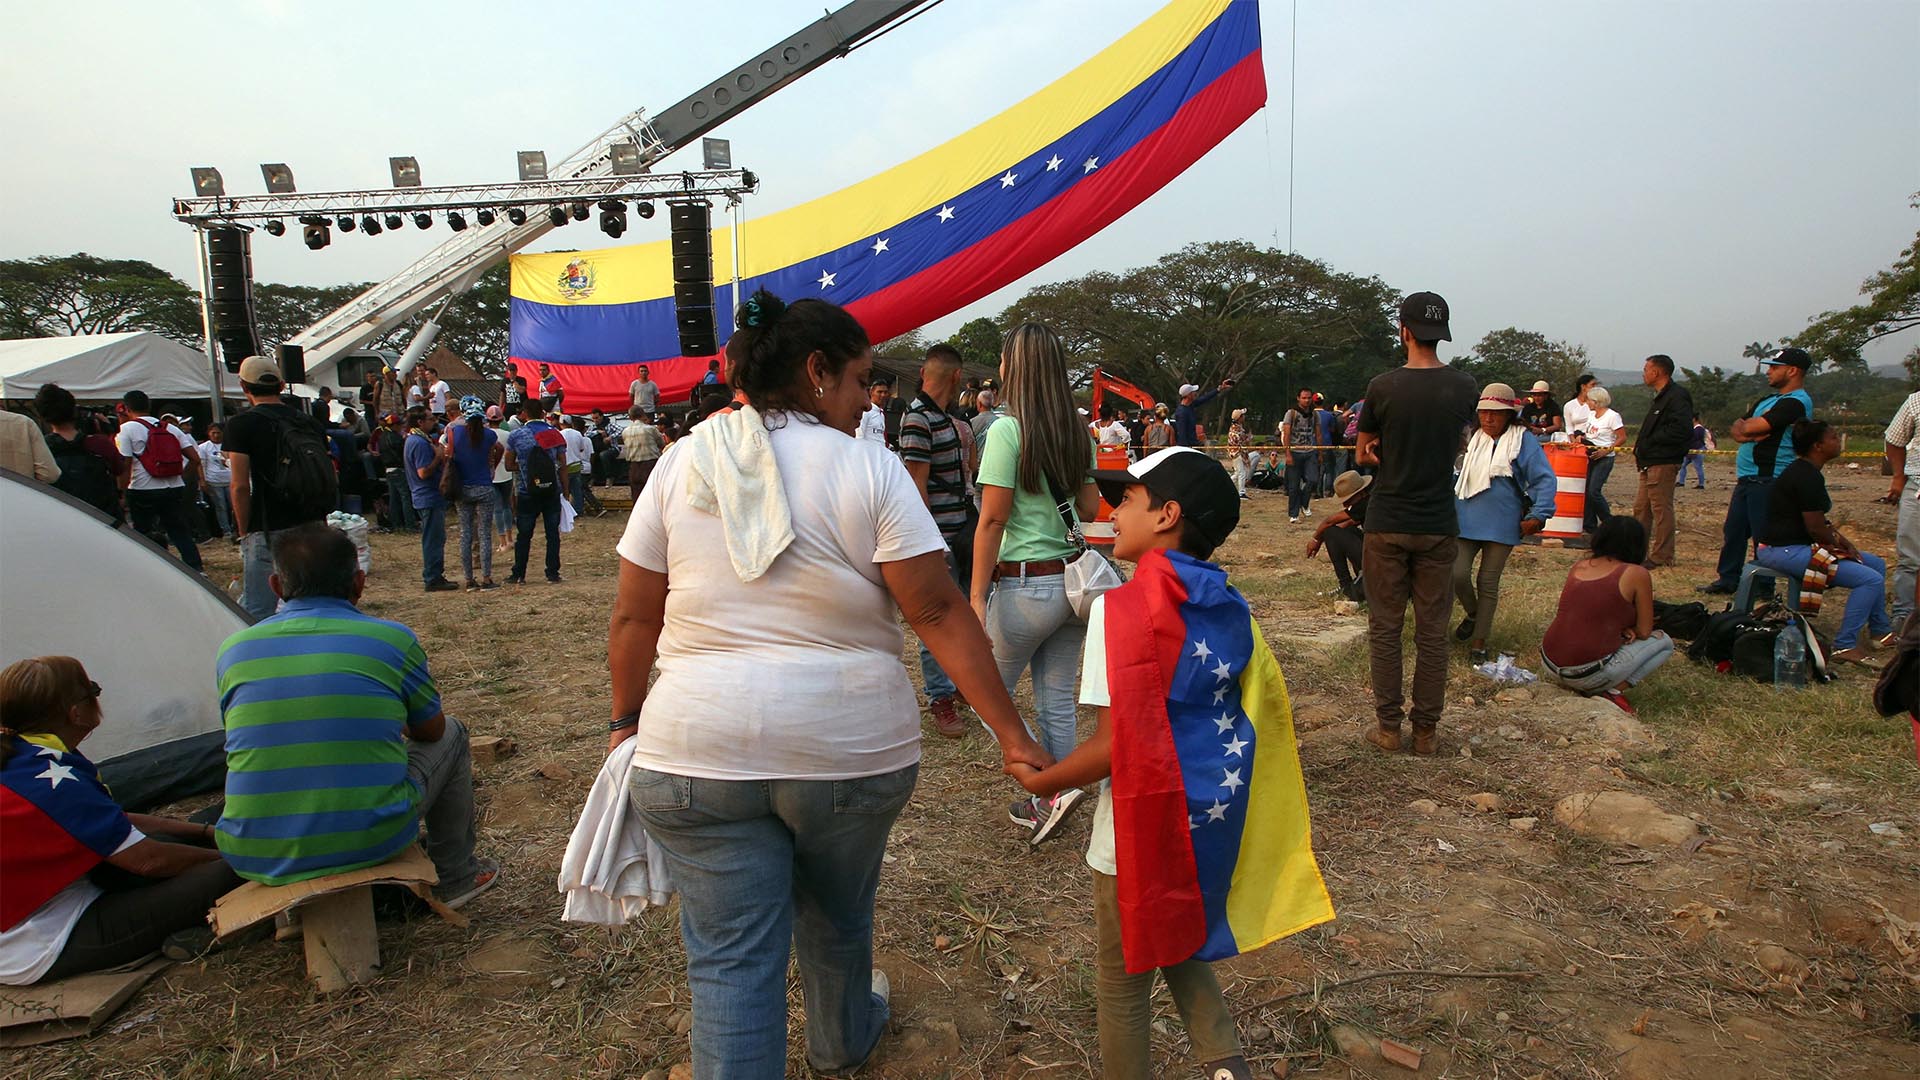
[609,142,642,175]
[548,207,568,227]
[259,163,296,193]
[741,169,758,191]
[303,222,330,250]
[635,201,655,219]
[263,219,286,237]
[384,214,403,231]
[337,215,356,232]
[476,208,496,226]
[389,156,421,187]
[517,151,548,181]
[506,207,527,226]
[413,212,433,230]
[570,202,590,221]
[361,214,382,235]
[600,213,626,239]
[190,167,224,197]
[447,211,467,231]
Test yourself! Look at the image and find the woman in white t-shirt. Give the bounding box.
[607,290,1049,1076]
[1577,385,1625,532]
[197,422,235,540]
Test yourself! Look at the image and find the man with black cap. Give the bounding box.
[1699,348,1814,594]
[1353,292,1479,755]
[223,355,338,619]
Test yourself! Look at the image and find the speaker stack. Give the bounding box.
[669,202,717,357]
[205,227,260,373]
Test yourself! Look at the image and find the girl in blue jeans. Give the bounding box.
[1753,420,1892,664]
[971,323,1102,846]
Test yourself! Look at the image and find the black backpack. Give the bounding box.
[1652,600,1711,641]
[45,431,120,518]
[266,412,338,524]
[524,433,559,492]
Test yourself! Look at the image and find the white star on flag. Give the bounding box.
[1191,639,1212,662]
[1084,156,1100,172]
[1223,734,1248,758]
[1221,768,1243,794]
[1214,712,1236,734]
[38,761,78,790]
[936,205,955,222]
[1045,155,1063,171]
[1205,798,1228,822]
[1000,171,1018,188]
[871,238,889,255]
[1211,685,1230,704]
[35,745,63,759]
[1212,659,1233,682]
[816,270,836,289]
[1188,816,1199,831]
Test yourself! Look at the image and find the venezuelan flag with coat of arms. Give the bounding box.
[1105,547,1334,973]
[509,0,1266,412]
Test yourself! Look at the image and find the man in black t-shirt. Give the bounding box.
[1753,420,1891,663]
[223,355,336,620]
[1354,293,1479,755]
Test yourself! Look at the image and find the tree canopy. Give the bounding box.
[1455,327,1590,396]
[0,254,202,344]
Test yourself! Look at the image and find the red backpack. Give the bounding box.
[135,419,186,480]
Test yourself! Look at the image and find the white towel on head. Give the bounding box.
[1455,425,1526,501]
[684,404,794,582]
[557,738,673,924]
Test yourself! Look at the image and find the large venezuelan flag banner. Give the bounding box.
[509,0,1265,412]
[1106,548,1334,974]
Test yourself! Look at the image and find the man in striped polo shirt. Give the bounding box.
[898,345,973,739]
[214,524,499,906]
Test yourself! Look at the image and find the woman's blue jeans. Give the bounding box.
[633,764,916,1079]
[1754,544,1891,649]
[984,572,1085,763]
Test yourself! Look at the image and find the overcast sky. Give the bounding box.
[4,0,1915,371]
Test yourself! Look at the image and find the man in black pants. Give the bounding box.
[113,391,203,572]
[1306,470,1372,601]
[503,401,566,584]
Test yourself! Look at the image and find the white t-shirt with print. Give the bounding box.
[616,420,946,780]
[429,380,452,414]
[562,428,593,475]
[858,405,889,445]
[1582,409,1624,449]
[115,417,194,490]
[0,827,144,985]
[1078,595,1119,875]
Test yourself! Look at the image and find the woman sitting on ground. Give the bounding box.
[0,657,240,985]
[1754,419,1893,665]
[1453,382,1558,663]
[1539,518,1673,714]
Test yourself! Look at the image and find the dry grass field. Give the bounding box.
[23,457,1919,1079]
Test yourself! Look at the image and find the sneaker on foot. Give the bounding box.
[504,575,526,585]
[871,968,890,1006]
[162,926,216,962]
[1204,1057,1253,1080]
[1697,581,1736,596]
[1030,788,1088,846]
[1288,516,1299,525]
[480,579,499,590]
[435,858,501,910]
[546,574,564,584]
[929,696,967,738]
[425,579,460,593]
[1008,797,1043,832]
[1454,618,1474,641]
[1598,689,1635,715]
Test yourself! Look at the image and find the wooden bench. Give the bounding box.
[210,845,466,992]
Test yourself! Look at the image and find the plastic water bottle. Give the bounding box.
[1773,623,1807,689]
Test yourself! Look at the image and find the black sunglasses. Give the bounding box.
[85,680,102,700]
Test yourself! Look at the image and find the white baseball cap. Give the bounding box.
[1178,383,1200,396]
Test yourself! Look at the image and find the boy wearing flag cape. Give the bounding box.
[1010,447,1334,1080]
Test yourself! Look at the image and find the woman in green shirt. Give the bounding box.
[969,323,1100,844]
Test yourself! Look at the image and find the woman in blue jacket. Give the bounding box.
[1453,383,1559,663]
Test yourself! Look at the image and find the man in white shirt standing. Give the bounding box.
[1562,374,1598,437]
[1883,390,1920,626]
[426,367,453,418]
[858,376,893,446]
[629,364,660,415]
[113,390,202,571]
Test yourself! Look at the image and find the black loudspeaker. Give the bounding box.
[669,203,716,356]
[206,227,259,372]
[276,343,307,385]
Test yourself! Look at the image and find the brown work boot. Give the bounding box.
[1364,724,1403,752]
[1410,726,1438,755]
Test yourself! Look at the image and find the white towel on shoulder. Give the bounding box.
[557,739,673,924]
[684,404,794,582]
[1455,425,1526,501]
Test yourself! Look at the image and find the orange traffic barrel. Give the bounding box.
[1539,443,1589,539]
[1082,444,1130,547]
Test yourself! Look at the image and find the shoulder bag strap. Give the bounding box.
[1046,477,1089,556]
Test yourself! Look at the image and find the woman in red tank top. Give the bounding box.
[1539,518,1672,714]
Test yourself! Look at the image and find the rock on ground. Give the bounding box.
[1553,791,1699,848]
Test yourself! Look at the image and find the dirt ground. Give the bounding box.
[22,456,1920,1079]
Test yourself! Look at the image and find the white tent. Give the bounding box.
[0,332,241,401]
[0,469,243,809]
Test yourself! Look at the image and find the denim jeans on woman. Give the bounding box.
[1541,632,1674,694]
[985,572,1085,763]
[456,484,495,582]
[1755,544,1891,650]
[633,764,916,1079]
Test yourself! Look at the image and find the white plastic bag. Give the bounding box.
[559,498,577,535]
[326,512,373,574]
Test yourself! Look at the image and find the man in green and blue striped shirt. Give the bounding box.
[214,524,499,906]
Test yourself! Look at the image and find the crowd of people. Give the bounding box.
[1,285,1915,1080]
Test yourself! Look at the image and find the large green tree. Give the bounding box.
[945,316,1002,369]
[1457,327,1590,395]
[253,281,370,355]
[0,254,202,344]
[1785,196,1919,376]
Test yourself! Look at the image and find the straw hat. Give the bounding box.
[1475,382,1520,412]
[1333,470,1372,503]
[1231,407,1248,421]
[1529,380,1551,393]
